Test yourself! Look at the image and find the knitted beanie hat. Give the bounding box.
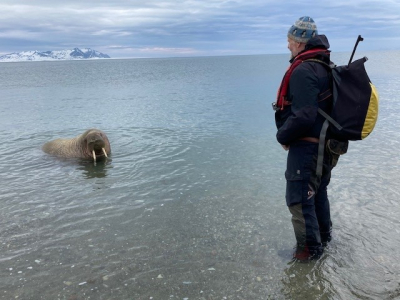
[288,16,318,43]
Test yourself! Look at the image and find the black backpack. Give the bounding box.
[309,36,379,175]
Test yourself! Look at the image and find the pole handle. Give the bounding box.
[348,35,364,66]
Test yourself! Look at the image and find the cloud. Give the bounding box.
[0,0,399,57]
[139,47,199,54]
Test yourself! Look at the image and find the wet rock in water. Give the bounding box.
[86,278,96,284]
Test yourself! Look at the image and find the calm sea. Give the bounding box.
[0,51,399,299]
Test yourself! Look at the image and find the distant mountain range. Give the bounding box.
[0,48,111,62]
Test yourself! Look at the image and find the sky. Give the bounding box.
[0,0,399,58]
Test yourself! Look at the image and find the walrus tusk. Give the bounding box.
[102,148,108,158]
[92,150,96,162]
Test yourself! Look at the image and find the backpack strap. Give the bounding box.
[304,58,332,68]
[316,119,329,177]
[303,59,338,177]
[318,108,342,131]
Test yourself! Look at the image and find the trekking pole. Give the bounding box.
[348,35,364,66]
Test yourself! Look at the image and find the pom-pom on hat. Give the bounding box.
[288,16,318,43]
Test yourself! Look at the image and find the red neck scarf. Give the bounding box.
[276,48,330,111]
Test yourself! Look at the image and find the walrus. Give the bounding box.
[42,129,111,162]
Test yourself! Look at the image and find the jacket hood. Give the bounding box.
[305,34,330,50]
[290,34,331,64]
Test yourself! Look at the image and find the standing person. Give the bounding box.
[274,16,336,261]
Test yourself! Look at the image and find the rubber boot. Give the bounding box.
[293,244,323,262]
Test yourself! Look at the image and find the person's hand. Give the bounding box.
[281,144,290,151]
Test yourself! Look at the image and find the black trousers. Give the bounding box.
[285,141,334,254]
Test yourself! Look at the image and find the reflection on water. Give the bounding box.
[77,158,112,179]
[282,257,334,299]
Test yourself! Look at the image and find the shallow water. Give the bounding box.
[0,52,399,299]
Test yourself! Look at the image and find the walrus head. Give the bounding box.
[83,130,111,162]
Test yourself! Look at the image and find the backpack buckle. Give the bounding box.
[272,102,280,111]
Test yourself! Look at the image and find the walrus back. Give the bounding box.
[42,136,86,158]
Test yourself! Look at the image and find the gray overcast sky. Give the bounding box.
[0,0,399,58]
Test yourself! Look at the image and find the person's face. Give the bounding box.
[287,38,305,59]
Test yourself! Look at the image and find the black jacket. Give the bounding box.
[275,35,332,145]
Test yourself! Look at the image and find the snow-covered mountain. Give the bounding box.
[0,48,111,62]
